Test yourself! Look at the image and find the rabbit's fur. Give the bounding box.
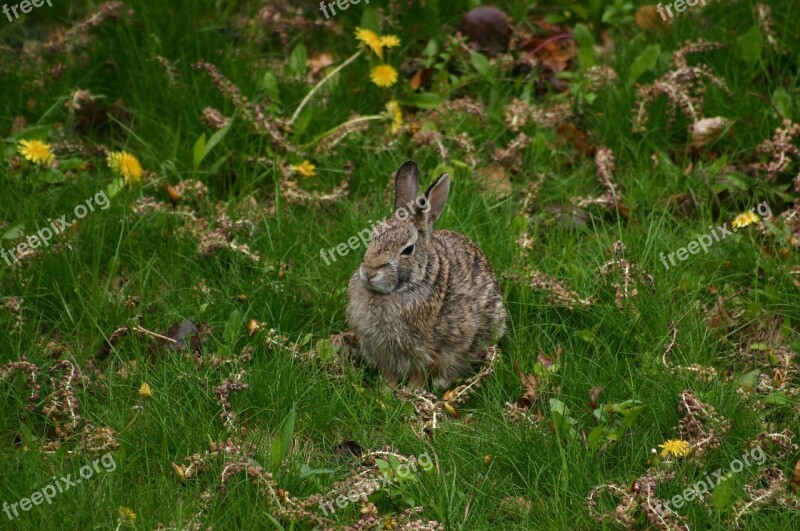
[347,160,506,389]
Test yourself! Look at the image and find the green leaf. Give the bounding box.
[203,119,233,161]
[588,425,605,451]
[292,107,313,138]
[41,168,66,184]
[573,24,596,69]
[271,405,296,473]
[288,43,308,76]
[764,392,788,405]
[261,71,281,104]
[620,405,644,431]
[711,475,735,511]
[106,177,124,198]
[738,370,760,391]
[193,133,206,171]
[2,225,24,240]
[375,458,392,473]
[772,87,792,119]
[298,464,334,478]
[470,52,491,77]
[403,92,443,109]
[737,26,763,68]
[627,45,661,87]
[223,309,242,348]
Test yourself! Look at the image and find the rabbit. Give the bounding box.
[347,160,506,390]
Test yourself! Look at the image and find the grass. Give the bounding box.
[1,0,799,529]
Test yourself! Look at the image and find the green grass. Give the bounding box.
[1,0,800,529]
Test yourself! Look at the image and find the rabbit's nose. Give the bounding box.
[359,266,383,283]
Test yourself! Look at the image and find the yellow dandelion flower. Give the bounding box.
[355,27,384,59]
[18,139,55,167]
[117,506,136,524]
[291,160,316,178]
[139,383,152,399]
[370,64,398,88]
[731,210,760,230]
[386,100,403,134]
[107,151,143,185]
[658,439,692,458]
[380,35,401,49]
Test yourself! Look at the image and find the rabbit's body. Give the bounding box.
[347,161,506,389]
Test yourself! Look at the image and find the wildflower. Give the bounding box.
[355,27,384,59]
[117,506,136,524]
[386,100,403,134]
[370,65,398,88]
[138,383,152,398]
[291,160,316,178]
[659,439,692,458]
[380,35,401,49]
[18,139,55,166]
[731,211,760,229]
[107,151,143,185]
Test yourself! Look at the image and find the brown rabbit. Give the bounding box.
[346,160,506,389]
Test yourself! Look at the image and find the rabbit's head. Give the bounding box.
[357,160,450,294]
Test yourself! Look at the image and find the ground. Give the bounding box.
[1,1,800,529]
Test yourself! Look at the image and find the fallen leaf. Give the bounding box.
[588,386,604,410]
[308,51,334,75]
[792,461,800,490]
[556,123,596,157]
[409,67,434,91]
[635,5,673,32]
[167,184,181,203]
[517,371,541,408]
[166,319,201,351]
[172,462,187,480]
[475,165,512,198]
[690,117,732,149]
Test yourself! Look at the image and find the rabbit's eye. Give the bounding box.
[401,244,415,256]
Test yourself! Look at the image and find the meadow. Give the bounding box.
[1,1,799,529]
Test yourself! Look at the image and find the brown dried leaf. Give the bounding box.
[588,386,604,410]
[690,117,732,149]
[635,5,673,31]
[556,123,596,158]
[167,184,181,203]
[308,51,334,75]
[517,371,541,408]
[409,67,434,91]
[475,165,512,198]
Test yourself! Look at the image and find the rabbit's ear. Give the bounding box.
[395,160,420,211]
[423,173,450,225]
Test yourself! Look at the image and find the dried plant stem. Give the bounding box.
[289,49,364,124]
[306,114,383,146]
